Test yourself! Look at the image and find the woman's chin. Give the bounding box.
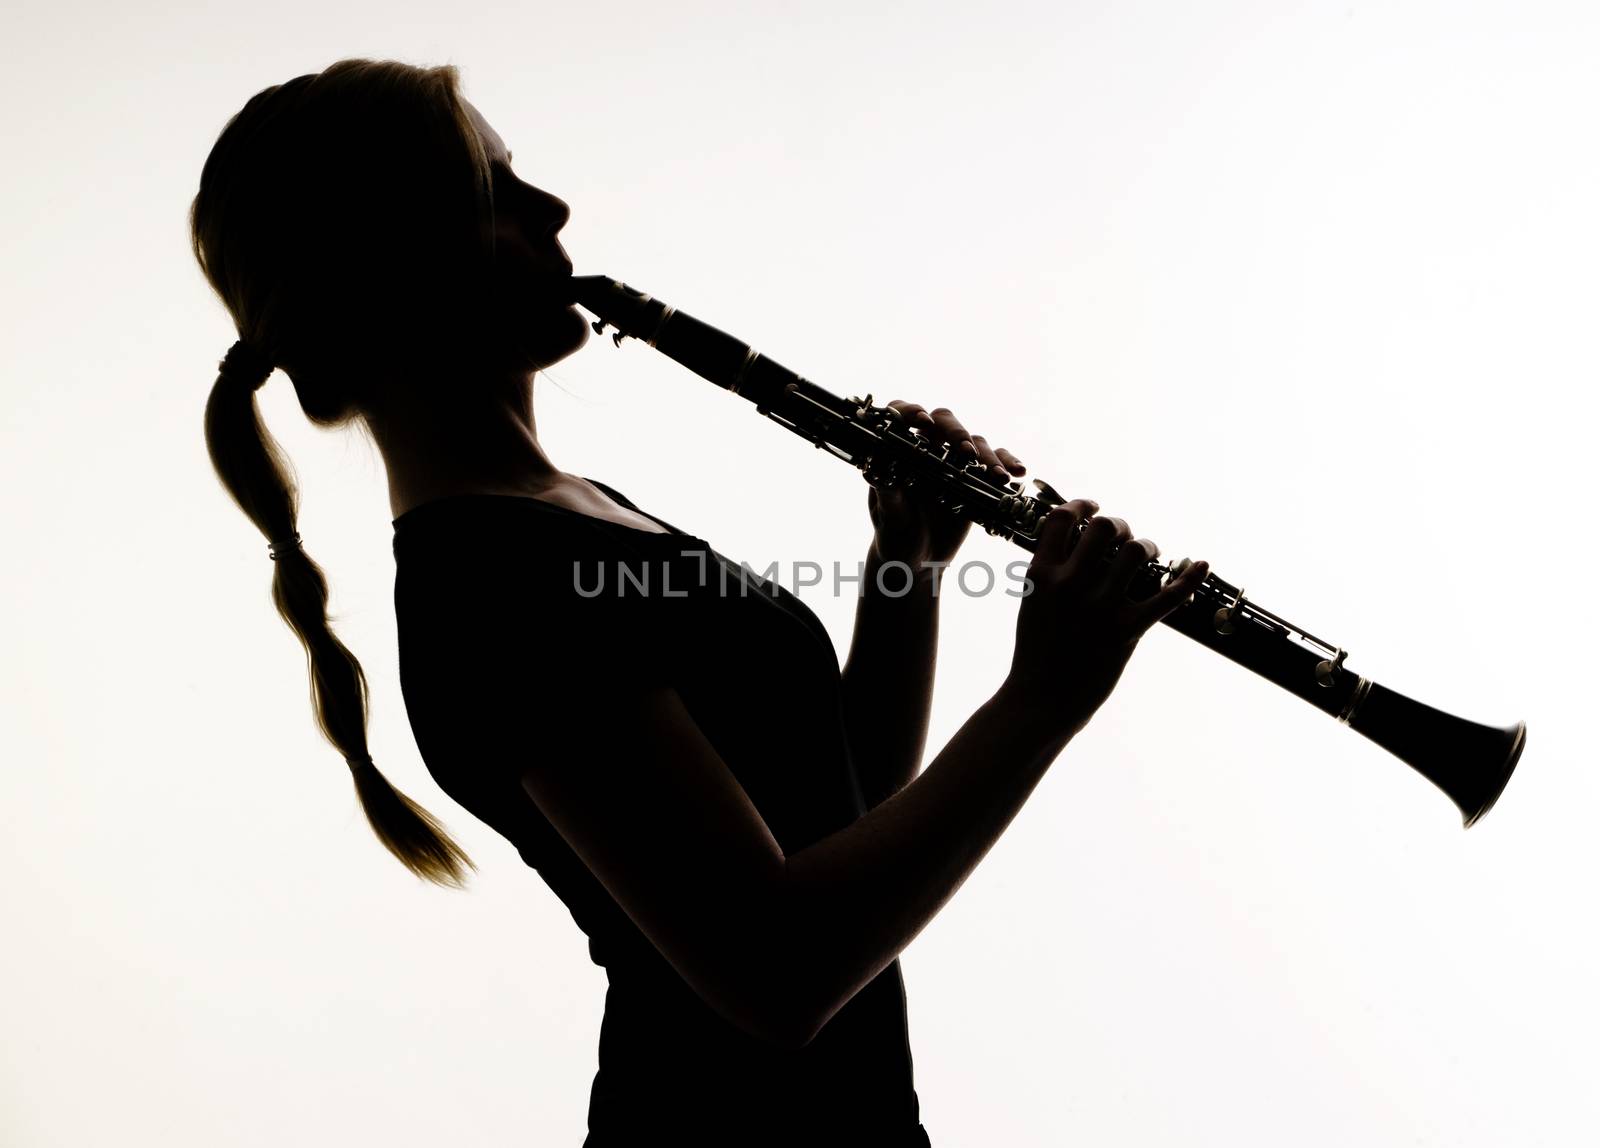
[511,302,590,371]
[546,300,591,351]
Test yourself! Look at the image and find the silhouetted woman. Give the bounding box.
[192,57,1209,1147]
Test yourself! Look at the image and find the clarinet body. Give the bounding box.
[569,275,1526,828]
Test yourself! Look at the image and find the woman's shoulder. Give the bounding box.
[393,490,661,549]
[396,493,698,604]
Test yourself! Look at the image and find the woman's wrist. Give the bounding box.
[990,674,1091,750]
[865,538,947,590]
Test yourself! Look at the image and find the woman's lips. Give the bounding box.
[537,260,573,292]
[528,272,576,308]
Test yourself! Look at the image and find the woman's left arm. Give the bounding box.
[840,402,1026,809]
[841,544,943,808]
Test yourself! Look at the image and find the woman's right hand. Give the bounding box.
[1001,499,1209,737]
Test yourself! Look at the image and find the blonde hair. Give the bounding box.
[189,58,503,887]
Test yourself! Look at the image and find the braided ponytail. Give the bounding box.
[190,57,494,888]
[202,363,475,887]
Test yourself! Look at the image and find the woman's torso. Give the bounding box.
[390,481,930,1146]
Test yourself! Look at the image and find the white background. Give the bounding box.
[2,2,1593,1145]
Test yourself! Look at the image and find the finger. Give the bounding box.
[927,407,974,455]
[968,434,1008,479]
[887,399,937,432]
[1033,501,1092,567]
[1109,537,1160,595]
[1062,515,1129,581]
[1133,559,1210,631]
[994,447,1026,475]
[885,400,936,436]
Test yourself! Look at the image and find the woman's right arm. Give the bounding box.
[517,501,1208,1049]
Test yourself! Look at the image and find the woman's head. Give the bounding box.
[193,58,598,887]
[192,57,583,412]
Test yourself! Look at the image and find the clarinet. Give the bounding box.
[569,275,1526,828]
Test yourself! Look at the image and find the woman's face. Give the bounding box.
[461,98,590,373]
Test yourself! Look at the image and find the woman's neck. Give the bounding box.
[365,380,564,520]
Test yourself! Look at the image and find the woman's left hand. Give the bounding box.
[866,400,1027,569]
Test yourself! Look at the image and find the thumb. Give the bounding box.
[871,482,910,513]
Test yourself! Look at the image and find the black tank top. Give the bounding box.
[391,480,932,1147]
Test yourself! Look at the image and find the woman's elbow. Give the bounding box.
[720,910,828,1050]
[745,993,823,1051]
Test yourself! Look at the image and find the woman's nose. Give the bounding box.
[533,192,572,267]
[537,190,571,237]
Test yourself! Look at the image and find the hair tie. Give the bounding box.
[219,338,275,392]
[346,753,375,771]
[267,532,303,561]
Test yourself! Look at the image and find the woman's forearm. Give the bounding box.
[840,545,942,807]
[773,680,1079,1046]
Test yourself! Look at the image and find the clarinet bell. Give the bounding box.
[1341,680,1527,828]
